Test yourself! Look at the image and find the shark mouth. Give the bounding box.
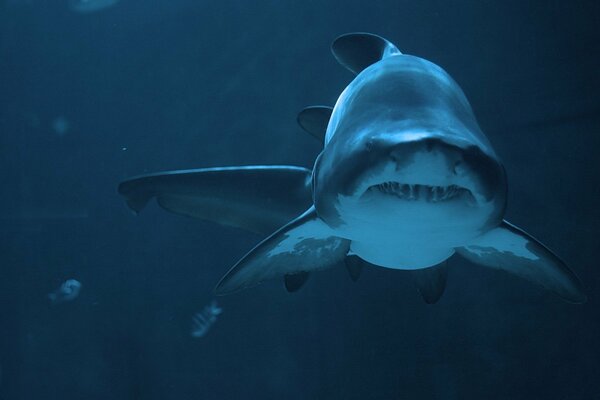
[365,181,473,203]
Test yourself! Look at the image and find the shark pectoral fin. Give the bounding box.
[331,32,402,75]
[215,206,350,295]
[344,255,367,282]
[456,220,586,303]
[411,262,448,304]
[284,272,310,293]
[297,106,333,143]
[118,166,313,235]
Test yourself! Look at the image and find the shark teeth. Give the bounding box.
[370,182,468,202]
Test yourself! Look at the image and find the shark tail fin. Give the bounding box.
[457,220,586,303]
[297,106,333,143]
[215,206,350,295]
[331,32,402,75]
[118,166,313,235]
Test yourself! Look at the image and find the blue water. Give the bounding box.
[1,1,599,399]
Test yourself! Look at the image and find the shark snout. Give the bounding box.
[360,136,506,207]
[313,133,506,228]
[358,137,467,192]
[388,138,464,183]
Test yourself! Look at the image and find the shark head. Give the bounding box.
[313,53,506,268]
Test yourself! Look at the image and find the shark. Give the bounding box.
[118,32,585,303]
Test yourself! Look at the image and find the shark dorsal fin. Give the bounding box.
[297,106,333,143]
[331,32,402,75]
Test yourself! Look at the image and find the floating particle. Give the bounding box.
[68,0,119,13]
[190,300,222,338]
[48,279,81,305]
[51,116,70,137]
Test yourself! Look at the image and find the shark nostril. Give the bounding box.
[453,160,462,175]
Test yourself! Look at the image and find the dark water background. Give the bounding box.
[1,1,599,399]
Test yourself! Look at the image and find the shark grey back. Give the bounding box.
[118,32,585,304]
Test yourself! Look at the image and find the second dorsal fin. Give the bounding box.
[297,106,333,143]
[331,32,401,75]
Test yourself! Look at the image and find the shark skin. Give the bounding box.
[119,33,585,303]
